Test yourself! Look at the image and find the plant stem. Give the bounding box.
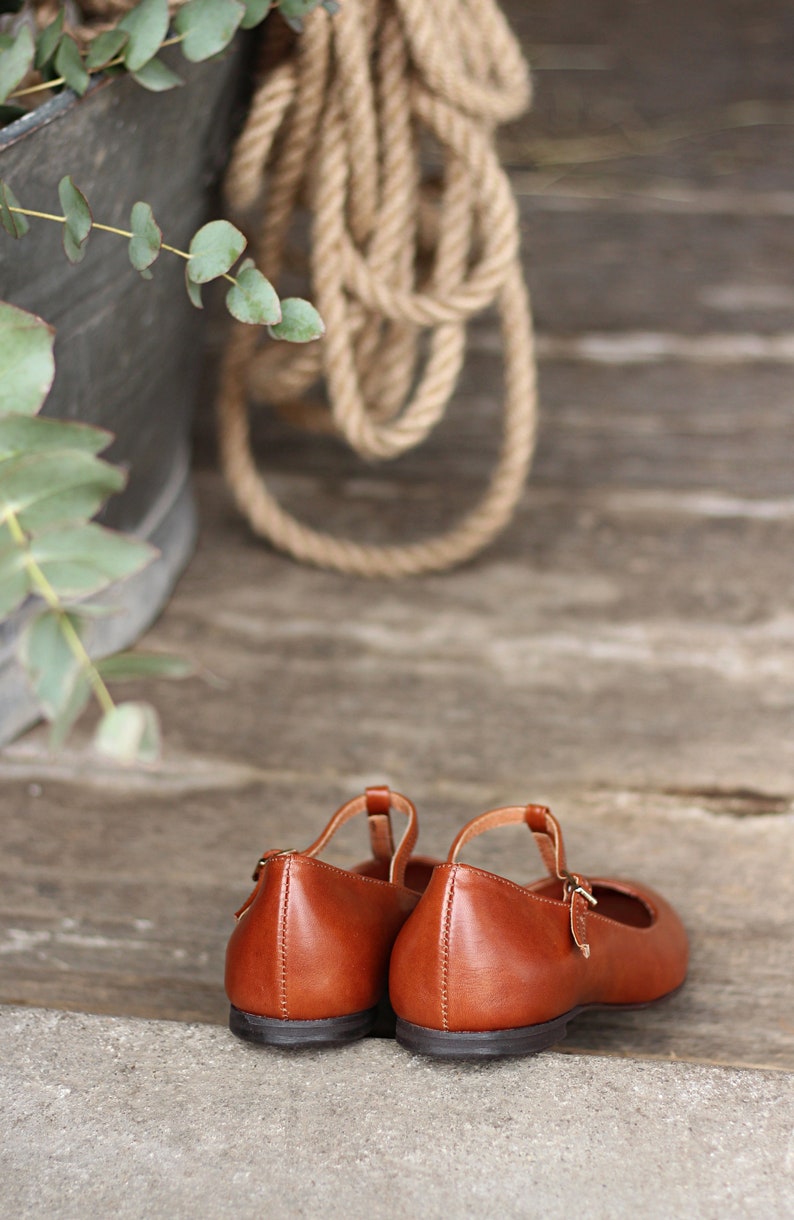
[3,509,116,717]
[9,35,186,100]
[7,207,239,284]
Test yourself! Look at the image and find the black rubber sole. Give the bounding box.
[395,988,682,1060]
[230,1004,378,1048]
[395,1010,576,1059]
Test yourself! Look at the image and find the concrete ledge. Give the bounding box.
[2,1005,791,1219]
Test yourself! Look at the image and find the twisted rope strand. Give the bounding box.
[217,0,537,576]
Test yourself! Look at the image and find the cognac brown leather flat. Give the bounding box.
[390,803,688,1059]
[225,787,437,1048]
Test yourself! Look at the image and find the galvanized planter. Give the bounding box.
[0,50,243,745]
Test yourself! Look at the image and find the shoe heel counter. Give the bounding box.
[389,865,459,1030]
[225,856,291,1019]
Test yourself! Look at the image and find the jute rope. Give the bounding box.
[219,0,538,577]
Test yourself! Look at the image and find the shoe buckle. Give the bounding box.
[252,848,295,881]
[561,870,598,907]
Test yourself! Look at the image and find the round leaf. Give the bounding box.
[54,34,90,97]
[35,10,64,71]
[0,179,29,239]
[268,297,325,343]
[95,701,161,764]
[185,265,203,309]
[0,302,55,416]
[226,264,281,325]
[19,609,85,720]
[119,0,170,72]
[86,29,129,71]
[187,219,246,283]
[58,176,93,265]
[130,56,184,92]
[0,415,111,460]
[129,200,162,272]
[175,0,245,63]
[0,25,34,106]
[0,450,126,531]
[241,0,273,30]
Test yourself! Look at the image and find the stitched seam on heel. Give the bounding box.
[440,867,456,1032]
[278,858,291,1020]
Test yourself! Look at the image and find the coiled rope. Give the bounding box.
[219,0,537,577]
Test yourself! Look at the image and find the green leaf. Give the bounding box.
[49,670,92,748]
[85,28,129,71]
[268,297,325,343]
[175,0,245,63]
[225,261,281,325]
[0,179,29,239]
[184,265,203,309]
[130,56,184,91]
[35,9,65,70]
[28,522,156,599]
[119,0,170,72]
[0,302,55,416]
[58,176,92,265]
[0,549,29,617]
[0,25,34,106]
[0,414,111,460]
[187,219,246,283]
[54,34,90,97]
[241,0,272,30]
[97,651,192,681]
[128,200,162,273]
[0,450,125,531]
[94,701,161,764]
[19,609,84,720]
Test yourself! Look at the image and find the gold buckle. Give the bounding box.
[562,870,598,907]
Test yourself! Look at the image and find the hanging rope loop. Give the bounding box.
[219,0,538,577]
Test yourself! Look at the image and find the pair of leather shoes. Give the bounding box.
[225,787,688,1059]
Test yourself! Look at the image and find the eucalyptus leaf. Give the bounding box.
[49,670,92,748]
[0,551,29,617]
[97,651,192,681]
[0,301,55,416]
[268,297,325,343]
[119,0,169,72]
[85,28,129,71]
[175,0,245,63]
[129,200,162,272]
[58,176,92,265]
[226,262,281,325]
[0,450,125,531]
[35,9,64,70]
[130,56,184,91]
[0,178,28,238]
[95,700,161,764]
[0,25,34,106]
[187,219,246,283]
[241,0,272,29]
[29,522,156,598]
[0,414,111,459]
[54,34,90,96]
[185,265,203,309]
[19,608,84,720]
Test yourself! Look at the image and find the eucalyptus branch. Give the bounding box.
[0,175,325,337]
[3,507,116,717]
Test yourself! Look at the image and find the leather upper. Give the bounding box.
[389,804,689,1032]
[225,788,436,1021]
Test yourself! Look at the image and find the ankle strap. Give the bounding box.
[303,786,419,886]
[448,804,598,957]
